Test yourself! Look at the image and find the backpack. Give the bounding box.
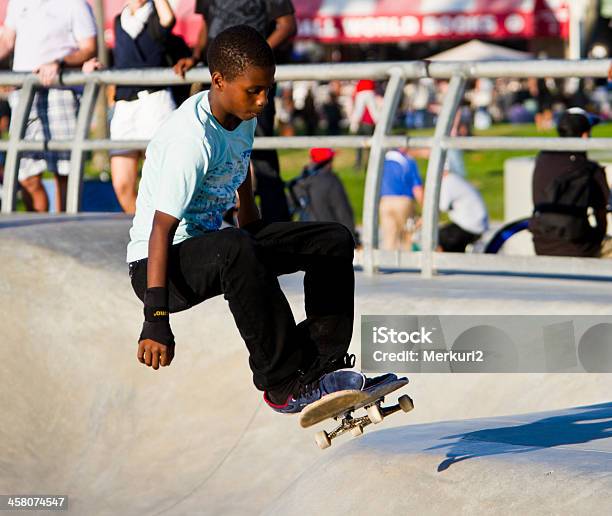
[287,166,318,221]
[287,164,358,245]
[529,161,599,242]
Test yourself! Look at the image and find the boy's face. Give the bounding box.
[213,66,275,121]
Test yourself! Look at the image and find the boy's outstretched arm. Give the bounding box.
[137,210,179,370]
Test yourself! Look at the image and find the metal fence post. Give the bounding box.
[420,74,466,278]
[66,81,100,214]
[362,68,406,275]
[1,79,36,213]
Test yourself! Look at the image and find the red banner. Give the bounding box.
[297,13,540,43]
[294,0,569,43]
[296,4,569,43]
[0,0,569,46]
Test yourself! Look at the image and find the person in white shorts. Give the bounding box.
[85,0,177,214]
[0,0,97,211]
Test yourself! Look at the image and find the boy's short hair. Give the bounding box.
[207,25,275,81]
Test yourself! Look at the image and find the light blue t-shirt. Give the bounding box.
[126,91,256,263]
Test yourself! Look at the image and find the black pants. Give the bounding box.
[129,221,355,391]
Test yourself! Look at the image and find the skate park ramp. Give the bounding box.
[1,214,611,515]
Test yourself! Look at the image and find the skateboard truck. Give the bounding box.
[300,378,413,450]
[314,394,414,450]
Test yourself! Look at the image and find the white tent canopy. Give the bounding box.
[429,40,533,61]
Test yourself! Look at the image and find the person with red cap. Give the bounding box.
[288,148,359,246]
[310,148,335,163]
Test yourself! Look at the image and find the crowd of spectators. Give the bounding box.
[270,75,611,137]
[0,0,610,260]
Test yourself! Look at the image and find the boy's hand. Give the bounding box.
[138,338,175,369]
[138,318,175,369]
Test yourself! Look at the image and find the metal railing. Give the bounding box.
[1,59,612,279]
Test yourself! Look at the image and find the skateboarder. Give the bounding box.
[127,25,392,414]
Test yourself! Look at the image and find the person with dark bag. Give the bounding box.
[529,108,610,257]
[288,148,359,246]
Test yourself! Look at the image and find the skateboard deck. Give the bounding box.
[299,378,413,449]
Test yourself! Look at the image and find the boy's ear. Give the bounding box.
[211,71,225,91]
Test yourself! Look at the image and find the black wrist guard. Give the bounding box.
[141,287,173,346]
[144,287,169,322]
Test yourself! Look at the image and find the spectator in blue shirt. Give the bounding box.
[379,148,423,250]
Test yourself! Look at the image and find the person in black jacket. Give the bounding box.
[288,148,359,246]
[529,107,610,257]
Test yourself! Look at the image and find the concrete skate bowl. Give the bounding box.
[266,403,612,515]
[1,214,611,515]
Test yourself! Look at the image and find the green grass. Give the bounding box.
[279,123,612,224]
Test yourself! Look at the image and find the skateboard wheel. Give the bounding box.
[366,404,383,424]
[398,395,414,413]
[350,425,364,437]
[315,430,331,449]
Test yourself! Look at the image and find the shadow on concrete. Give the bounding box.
[427,402,612,472]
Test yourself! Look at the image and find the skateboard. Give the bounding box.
[299,378,413,449]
